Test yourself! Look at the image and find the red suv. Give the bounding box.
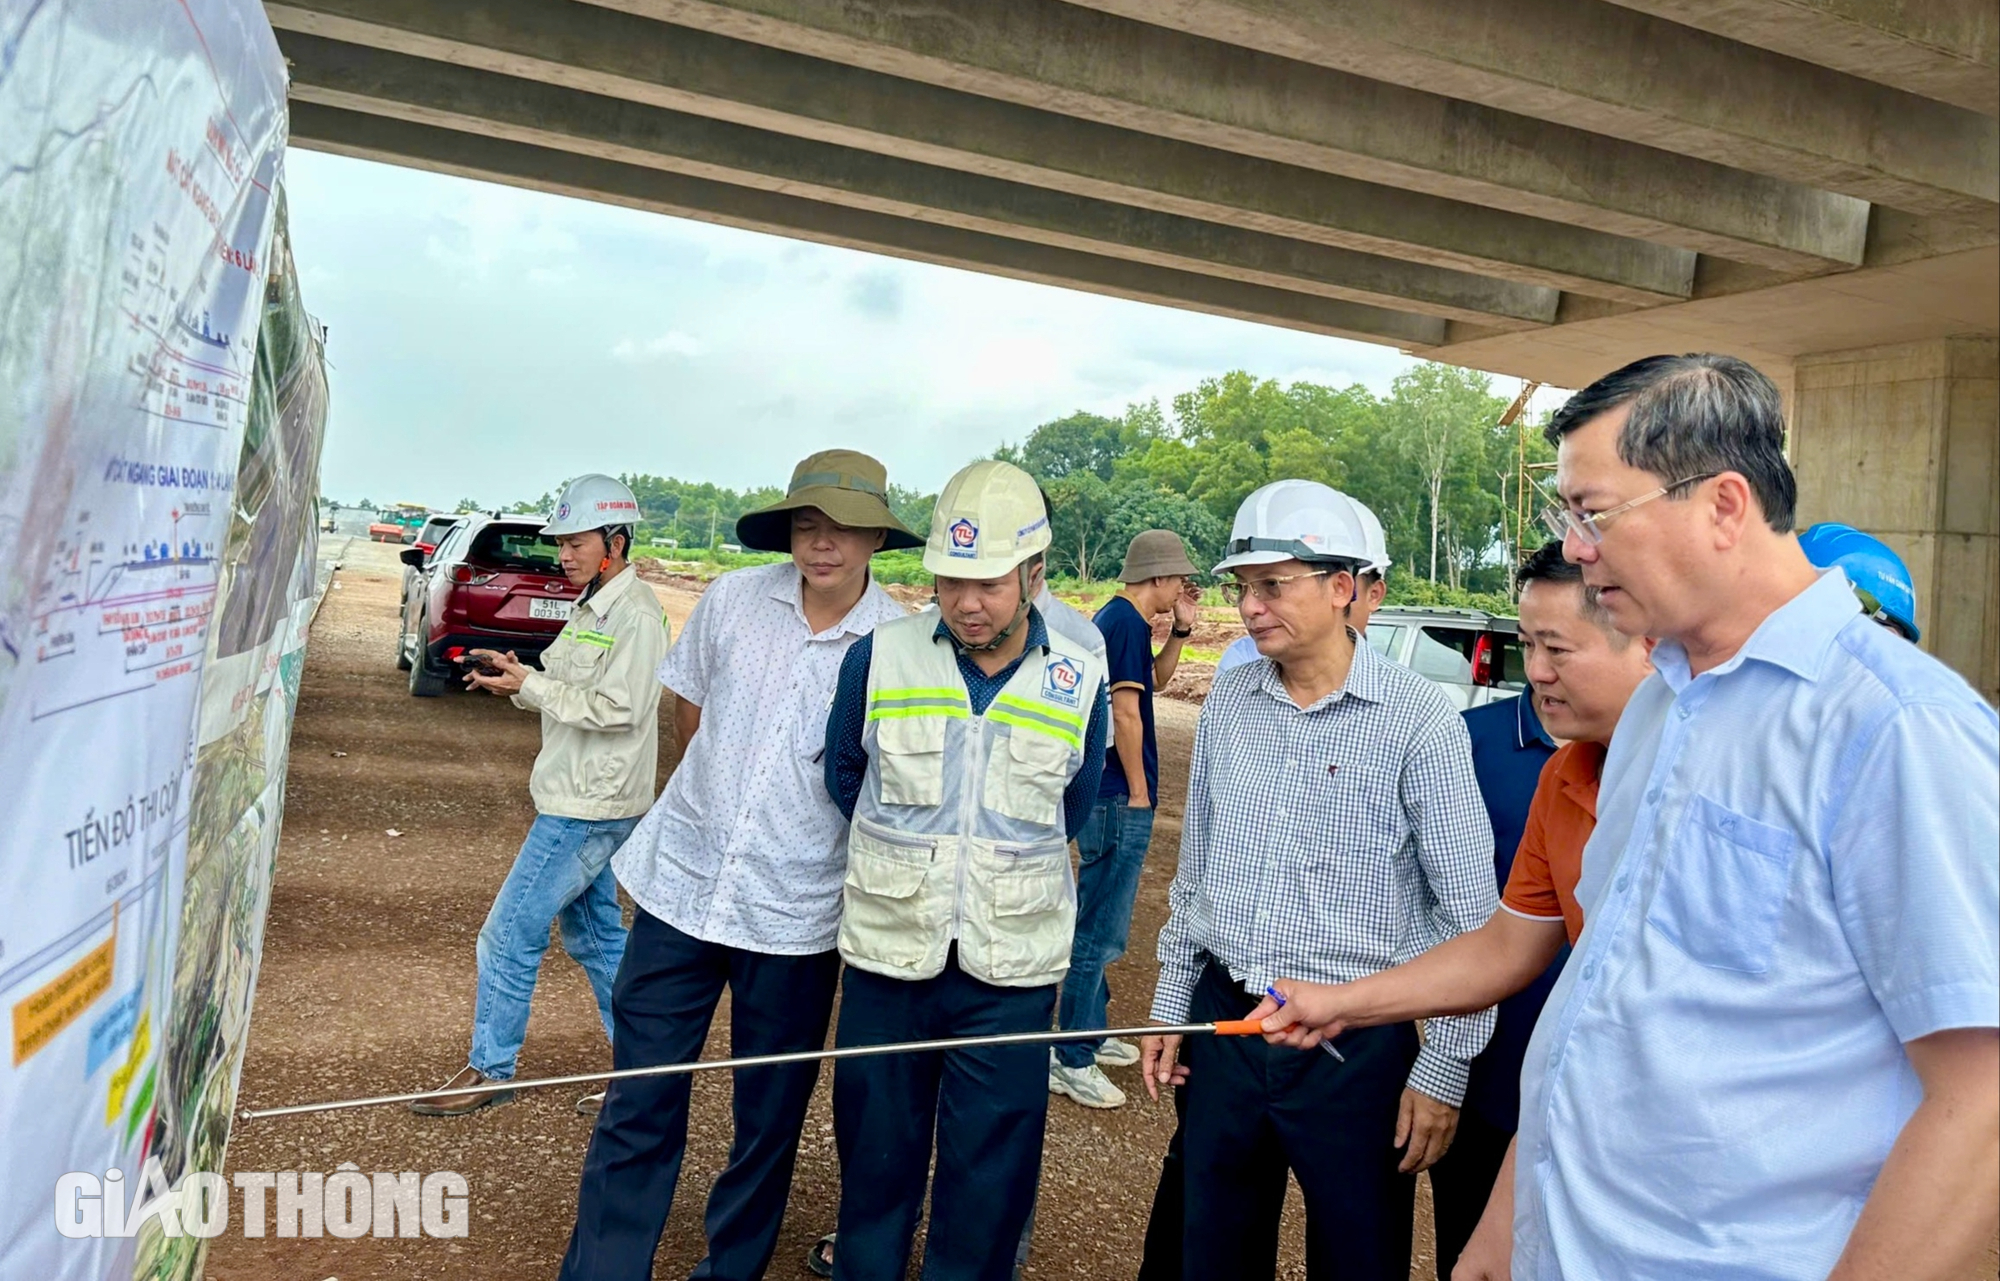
[397,514,580,697]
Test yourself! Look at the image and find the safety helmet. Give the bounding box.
[1344,494,1391,575]
[923,460,1051,579]
[1798,522,1920,641]
[541,474,642,544]
[1213,480,1371,575]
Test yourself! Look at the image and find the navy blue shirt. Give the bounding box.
[825,608,1109,840]
[1094,594,1160,802]
[1459,693,1568,1132]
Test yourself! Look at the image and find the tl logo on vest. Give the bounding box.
[1042,656,1083,707]
[946,518,978,558]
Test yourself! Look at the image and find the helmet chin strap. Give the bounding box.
[955,562,1037,653]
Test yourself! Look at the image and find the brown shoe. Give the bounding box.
[408,1065,515,1116]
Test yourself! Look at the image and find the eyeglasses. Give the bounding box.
[1539,473,1718,546]
[1219,570,1330,605]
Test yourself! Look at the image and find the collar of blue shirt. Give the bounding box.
[1651,568,1860,692]
[1514,682,1559,750]
[1252,626,1388,710]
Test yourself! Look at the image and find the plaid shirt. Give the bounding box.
[1152,636,1498,1105]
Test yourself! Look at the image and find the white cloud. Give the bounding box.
[611,330,708,361]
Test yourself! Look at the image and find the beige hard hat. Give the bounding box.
[1118,530,1198,583]
[923,460,1050,578]
[735,449,921,554]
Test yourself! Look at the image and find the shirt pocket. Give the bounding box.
[1293,763,1401,852]
[984,729,1071,827]
[1648,795,1798,974]
[839,821,940,971]
[877,716,947,808]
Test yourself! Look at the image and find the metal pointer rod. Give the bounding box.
[240,1020,1268,1122]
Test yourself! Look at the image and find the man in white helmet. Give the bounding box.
[1138,479,1496,1281]
[820,459,1109,1281]
[1215,490,1390,675]
[408,474,669,1117]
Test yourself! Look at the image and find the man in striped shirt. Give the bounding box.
[1141,480,1495,1281]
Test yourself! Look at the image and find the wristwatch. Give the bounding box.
[1170,625,1193,639]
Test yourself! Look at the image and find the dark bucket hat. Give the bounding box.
[734,449,923,554]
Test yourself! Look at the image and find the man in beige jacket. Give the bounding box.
[410,473,669,1116]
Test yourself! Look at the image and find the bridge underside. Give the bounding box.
[266,0,2000,696]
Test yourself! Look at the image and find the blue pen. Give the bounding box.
[1265,987,1346,1062]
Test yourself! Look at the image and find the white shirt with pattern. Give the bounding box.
[613,561,909,954]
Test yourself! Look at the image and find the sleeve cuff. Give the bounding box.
[1881,981,2000,1044]
[1149,965,1198,1025]
[1407,1045,1470,1107]
[515,671,550,711]
[1499,902,1565,924]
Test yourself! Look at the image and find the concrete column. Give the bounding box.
[1792,336,1999,703]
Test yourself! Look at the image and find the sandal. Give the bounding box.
[805,1231,836,1277]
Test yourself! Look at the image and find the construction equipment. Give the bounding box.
[240,1020,1277,1121]
[1499,381,1548,576]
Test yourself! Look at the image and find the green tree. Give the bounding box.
[887,483,936,539]
[1101,485,1230,573]
[1380,364,1509,583]
[1042,471,1117,580]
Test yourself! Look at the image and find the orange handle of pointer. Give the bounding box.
[1212,1019,1266,1036]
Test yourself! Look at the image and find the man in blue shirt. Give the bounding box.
[1048,530,1199,1111]
[1516,353,1999,1279]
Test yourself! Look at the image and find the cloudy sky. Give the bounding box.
[284,150,1553,510]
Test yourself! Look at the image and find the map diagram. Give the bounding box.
[0,2,289,1279]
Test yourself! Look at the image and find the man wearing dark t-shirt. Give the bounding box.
[1049,530,1200,1111]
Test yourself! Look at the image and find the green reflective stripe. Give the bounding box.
[569,629,617,649]
[867,706,968,721]
[988,710,1082,750]
[870,696,970,712]
[994,693,1083,731]
[873,687,967,702]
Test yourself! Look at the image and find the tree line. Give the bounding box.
[368,362,1548,603]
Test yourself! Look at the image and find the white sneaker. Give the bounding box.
[1095,1037,1141,1068]
[1049,1061,1128,1110]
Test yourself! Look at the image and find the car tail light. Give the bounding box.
[449,565,497,586]
[445,646,465,660]
[1471,634,1497,686]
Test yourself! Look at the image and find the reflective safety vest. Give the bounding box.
[841,613,1106,988]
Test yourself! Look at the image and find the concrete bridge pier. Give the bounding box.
[1794,337,1999,703]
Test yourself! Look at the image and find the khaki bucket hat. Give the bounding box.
[1119,529,1199,583]
[734,449,923,554]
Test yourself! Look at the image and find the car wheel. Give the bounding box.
[408,648,449,698]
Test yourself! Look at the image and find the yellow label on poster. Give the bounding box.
[11,931,115,1066]
[105,1010,152,1125]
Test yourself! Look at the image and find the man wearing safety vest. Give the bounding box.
[821,460,1110,1281]
[409,474,669,1116]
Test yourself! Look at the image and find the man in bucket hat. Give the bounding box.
[559,451,918,1281]
[1049,529,1199,1111]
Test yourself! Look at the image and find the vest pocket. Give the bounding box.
[983,729,1071,827]
[876,716,947,808]
[960,841,1074,984]
[1648,795,1798,974]
[839,821,940,972]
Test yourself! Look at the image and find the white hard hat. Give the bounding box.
[923,460,1051,578]
[1213,479,1371,575]
[541,474,642,537]
[1344,495,1391,573]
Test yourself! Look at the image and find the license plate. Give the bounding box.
[529,597,571,621]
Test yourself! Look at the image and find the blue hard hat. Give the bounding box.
[1798,523,1920,641]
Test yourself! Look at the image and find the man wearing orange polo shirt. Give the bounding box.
[1250,539,1654,1279]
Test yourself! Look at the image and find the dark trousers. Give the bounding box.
[1426,1107,1514,1280]
[831,950,1057,1281]
[560,909,841,1281]
[1136,1084,1192,1281]
[1179,962,1419,1281]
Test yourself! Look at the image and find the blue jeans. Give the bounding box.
[469,813,639,1080]
[1054,796,1155,1069]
